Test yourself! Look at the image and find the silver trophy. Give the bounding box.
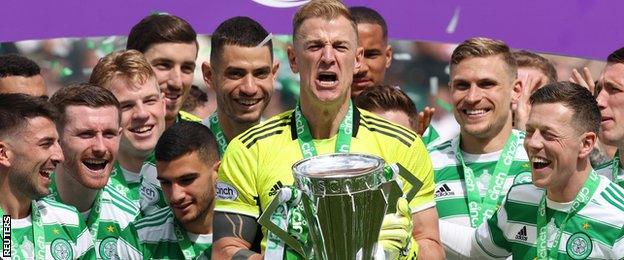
[258,153,422,260]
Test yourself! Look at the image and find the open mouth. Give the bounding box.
[531,156,551,170]
[462,109,491,116]
[236,98,261,107]
[129,125,154,134]
[82,159,108,172]
[317,72,338,86]
[39,169,53,179]
[165,93,180,102]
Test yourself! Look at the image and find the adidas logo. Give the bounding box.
[268,181,284,196]
[435,184,455,197]
[515,226,528,241]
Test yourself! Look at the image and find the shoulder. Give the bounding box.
[37,198,82,226]
[133,207,173,230]
[102,184,140,217]
[427,138,457,169]
[178,110,202,122]
[357,108,419,148]
[231,110,293,150]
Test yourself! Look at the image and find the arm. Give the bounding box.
[212,212,263,260]
[412,207,444,259]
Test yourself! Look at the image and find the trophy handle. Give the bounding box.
[383,163,424,214]
[257,187,306,257]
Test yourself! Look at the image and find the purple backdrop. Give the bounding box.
[1,0,621,60]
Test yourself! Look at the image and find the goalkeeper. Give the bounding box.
[211,0,443,259]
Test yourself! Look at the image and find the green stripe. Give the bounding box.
[601,189,624,212]
[135,209,173,229]
[436,198,469,218]
[239,113,291,141]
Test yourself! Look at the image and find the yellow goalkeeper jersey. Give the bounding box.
[215,108,435,252]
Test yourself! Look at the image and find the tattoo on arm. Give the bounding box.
[214,212,260,246]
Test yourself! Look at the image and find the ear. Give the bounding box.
[271,60,280,82]
[287,45,299,74]
[578,132,597,159]
[0,141,11,168]
[511,78,522,107]
[354,47,364,74]
[385,44,393,68]
[211,160,221,183]
[202,61,214,91]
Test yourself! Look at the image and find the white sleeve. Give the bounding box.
[439,219,504,259]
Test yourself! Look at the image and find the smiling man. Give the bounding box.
[116,121,219,259]
[428,37,532,259]
[90,50,168,214]
[201,16,279,156]
[0,93,94,259]
[471,82,624,259]
[212,1,441,259]
[127,13,201,128]
[47,83,139,260]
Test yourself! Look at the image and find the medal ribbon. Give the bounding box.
[86,191,107,238]
[535,171,600,259]
[110,162,140,201]
[456,131,521,228]
[2,202,48,259]
[174,220,198,259]
[208,112,228,157]
[294,101,354,158]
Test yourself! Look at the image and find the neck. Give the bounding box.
[117,149,147,173]
[181,203,214,234]
[217,109,257,142]
[0,173,32,218]
[546,160,592,203]
[55,166,99,212]
[300,97,350,139]
[165,117,176,130]
[460,121,513,154]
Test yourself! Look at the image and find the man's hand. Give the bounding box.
[514,74,540,131]
[570,67,596,95]
[379,197,419,259]
[416,107,435,136]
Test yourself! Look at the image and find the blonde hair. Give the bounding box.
[450,37,517,79]
[89,50,156,89]
[292,0,356,42]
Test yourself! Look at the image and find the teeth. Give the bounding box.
[464,109,487,115]
[531,157,551,164]
[238,99,259,106]
[130,126,152,133]
[318,80,337,86]
[83,159,107,164]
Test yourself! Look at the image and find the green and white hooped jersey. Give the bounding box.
[429,130,531,226]
[115,207,212,259]
[48,182,140,260]
[3,199,94,260]
[137,154,168,216]
[475,176,624,259]
[422,125,443,148]
[595,159,624,188]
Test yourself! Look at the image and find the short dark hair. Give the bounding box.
[0,93,58,138]
[49,83,121,128]
[210,16,273,66]
[607,47,624,64]
[155,121,218,164]
[181,85,208,112]
[349,6,388,41]
[529,81,600,135]
[513,50,558,84]
[0,54,41,78]
[354,85,418,130]
[127,14,198,54]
